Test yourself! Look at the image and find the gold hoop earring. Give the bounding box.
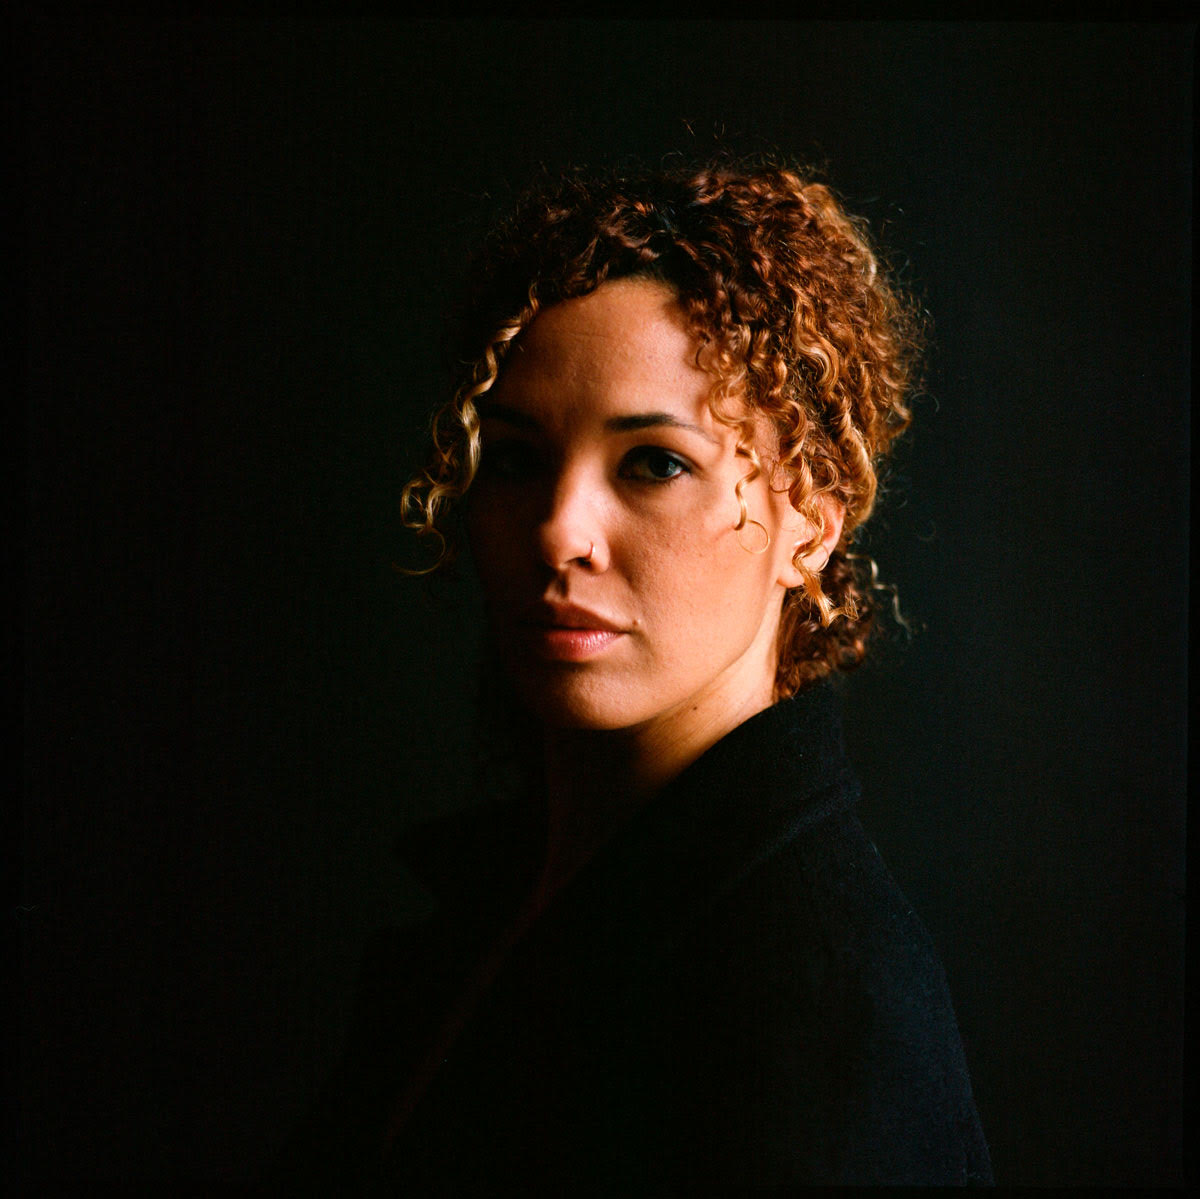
[736,520,771,554]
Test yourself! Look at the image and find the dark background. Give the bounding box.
[16,17,1190,1187]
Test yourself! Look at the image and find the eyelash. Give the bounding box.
[478,441,692,486]
[618,446,691,484]
[478,440,541,480]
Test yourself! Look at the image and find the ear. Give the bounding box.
[775,495,845,589]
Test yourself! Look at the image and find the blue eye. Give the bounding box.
[619,447,691,483]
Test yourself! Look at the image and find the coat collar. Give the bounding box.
[588,679,861,926]
[399,681,860,929]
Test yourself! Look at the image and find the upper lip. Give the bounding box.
[517,600,625,632]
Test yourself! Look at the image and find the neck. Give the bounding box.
[534,665,778,904]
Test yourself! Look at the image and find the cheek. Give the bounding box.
[619,504,776,623]
[466,492,531,582]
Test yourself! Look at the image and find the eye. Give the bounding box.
[619,446,691,484]
[478,438,543,480]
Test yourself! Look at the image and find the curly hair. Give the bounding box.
[401,158,923,697]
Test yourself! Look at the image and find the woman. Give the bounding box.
[285,160,993,1190]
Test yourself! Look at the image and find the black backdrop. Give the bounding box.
[16,17,1190,1187]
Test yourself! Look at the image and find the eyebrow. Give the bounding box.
[479,402,720,445]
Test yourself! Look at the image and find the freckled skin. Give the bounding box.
[467,278,836,749]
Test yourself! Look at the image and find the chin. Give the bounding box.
[508,667,651,732]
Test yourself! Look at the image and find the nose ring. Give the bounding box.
[582,542,595,565]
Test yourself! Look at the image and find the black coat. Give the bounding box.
[280,683,993,1191]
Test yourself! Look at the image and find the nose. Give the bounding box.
[536,466,608,573]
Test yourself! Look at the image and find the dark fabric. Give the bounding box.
[277,683,993,1190]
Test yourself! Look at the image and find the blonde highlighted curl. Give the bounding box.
[402,159,924,698]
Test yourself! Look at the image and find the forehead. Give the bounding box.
[492,278,714,415]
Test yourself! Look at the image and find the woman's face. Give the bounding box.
[468,277,835,734]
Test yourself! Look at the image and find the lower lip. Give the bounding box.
[523,627,624,662]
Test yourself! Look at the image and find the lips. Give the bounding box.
[519,601,623,632]
[513,600,627,662]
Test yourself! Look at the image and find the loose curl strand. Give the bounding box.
[402,157,925,694]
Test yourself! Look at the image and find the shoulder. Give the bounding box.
[683,807,956,1066]
[668,808,992,1186]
